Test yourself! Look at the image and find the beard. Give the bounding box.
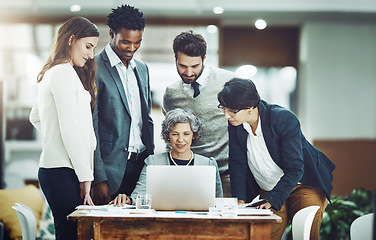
[179,66,204,84]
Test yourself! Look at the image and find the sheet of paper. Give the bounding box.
[77,208,156,217]
[75,204,135,211]
[237,208,273,215]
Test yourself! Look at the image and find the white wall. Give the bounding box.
[298,20,376,140]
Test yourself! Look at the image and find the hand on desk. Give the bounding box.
[238,198,272,209]
[91,182,111,205]
[80,181,94,206]
[109,194,132,207]
[257,202,272,209]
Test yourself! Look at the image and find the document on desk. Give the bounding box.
[75,204,159,217]
[76,204,135,210]
[237,208,273,216]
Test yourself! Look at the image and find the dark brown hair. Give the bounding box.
[37,16,99,111]
[173,30,207,60]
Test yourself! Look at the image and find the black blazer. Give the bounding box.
[228,100,335,210]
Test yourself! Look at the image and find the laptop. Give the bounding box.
[146,165,216,210]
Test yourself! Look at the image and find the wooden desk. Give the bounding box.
[68,210,281,240]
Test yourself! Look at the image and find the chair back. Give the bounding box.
[292,205,320,240]
[15,203,34,213]
[350,213,374,240]
[12,203,37,240]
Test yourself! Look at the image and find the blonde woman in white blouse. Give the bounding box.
[29,17,99,240]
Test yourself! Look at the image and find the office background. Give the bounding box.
[0,0,375,197]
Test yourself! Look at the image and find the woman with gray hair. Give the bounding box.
[110,108,223,206]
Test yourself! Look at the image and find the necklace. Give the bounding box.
[169,151,194,166]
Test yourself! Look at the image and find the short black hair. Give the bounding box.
[106,4,146,33]
[173,30,207,59]
[217,78,261,110]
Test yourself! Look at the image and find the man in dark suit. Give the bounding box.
[92,4,154,205]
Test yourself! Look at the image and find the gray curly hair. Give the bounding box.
[161,108,203,144]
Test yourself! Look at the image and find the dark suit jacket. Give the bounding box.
[228,100,335,210]
[92,49,154,195]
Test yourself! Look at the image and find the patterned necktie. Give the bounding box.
[191,81,200,98]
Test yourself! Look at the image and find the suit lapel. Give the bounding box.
[237,126,249,155]
[258,101,277,162]
[133,64,148,105]
[133,64,148,122]
[101,51,131,114]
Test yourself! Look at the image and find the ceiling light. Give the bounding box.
[255,19,267,30]
[206,25,218,34]
[235,65,258,78]
[70,5,81,12]
[213,7,224,15]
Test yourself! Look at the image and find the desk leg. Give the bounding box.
[250,223,271,240]
[93,221,101,240]
[77,220,94,240]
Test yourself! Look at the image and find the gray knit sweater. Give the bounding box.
[163,67,237,173]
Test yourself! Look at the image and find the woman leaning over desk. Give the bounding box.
[217,78,335,240]
[110,108,223,206]
[29,17,98,240]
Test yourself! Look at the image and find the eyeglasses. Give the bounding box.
[217,105,244,115]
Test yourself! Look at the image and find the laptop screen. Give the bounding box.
[146,165,216,210]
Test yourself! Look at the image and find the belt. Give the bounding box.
[128,152,140,161]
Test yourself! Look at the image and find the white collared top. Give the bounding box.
[182,66,211,97]
[105,44,145,153]
[243,117,284,191]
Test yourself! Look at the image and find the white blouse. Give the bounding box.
[29,63,97,182]
[243,117,284,191]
